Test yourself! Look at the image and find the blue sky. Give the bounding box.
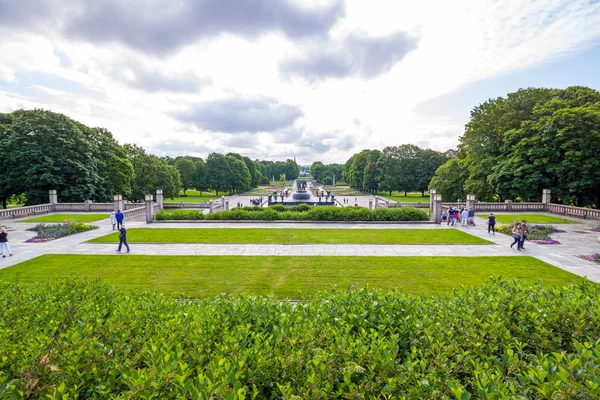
[1,0,600,163]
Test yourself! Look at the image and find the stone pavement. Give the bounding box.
[1,212,599,282]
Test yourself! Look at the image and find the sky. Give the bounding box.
[1,0,600,165]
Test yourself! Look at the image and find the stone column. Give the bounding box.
[429,188,436,214]
[225,199,230,211]
[113,195,124,213]
[466,194,476,211]
[505,200,513,212]
[432,194,443,223]
[209,200,214,213]
[542,189,551,204]
[368,198,373,210]
[156,189,164,210]
[221,196,225,209]
[49,190,58,211]
[145,194,154,224]
[84,200,91,212]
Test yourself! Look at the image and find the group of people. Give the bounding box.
[509,220,530,251]
[249,197,263,206]
[443,207,475,226]
[110,210,129,253]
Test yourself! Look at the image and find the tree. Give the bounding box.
[362,150,381,194]
[310,161,325,181]
[225,155,252,194]
[191,159,209,194]
[413,149,447,196]
[174,158,195,194]
[429,158,468,202]
[124,144,181,201]
[206,153,232,195]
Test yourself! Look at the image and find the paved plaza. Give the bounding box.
[1,212,599,282]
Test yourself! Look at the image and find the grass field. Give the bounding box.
[0,255,579,297]
[166,190,220,203]
[18,213,109,223]
[493,214,578,224]
[379,192,430,203]
[89,228,491,245]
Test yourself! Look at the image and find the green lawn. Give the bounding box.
[379,192,430,203]
[493,214,578,224]
[0,255,579,298]
[18,213,109,223]
[166,191,220,203]
[89,228,491,245]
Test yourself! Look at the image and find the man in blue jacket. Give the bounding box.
[115,209,124,229]
[116,224,130,253]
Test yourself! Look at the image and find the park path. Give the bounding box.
[1,213,599,282]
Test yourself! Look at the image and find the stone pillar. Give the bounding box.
[49,190,58,211]
[505,200,513,212]
[466,194,476,211]
[156,189,164,210]
[432,194,443,223]
[542,189,551,204]
[221,196,225,209]
[113,195,124,213]
[429,188,436,214]
[84,200,91,212]
[225,199,230,211]
[145,194,154,224]
[386,200,390,209]
[209,200,214,213]
[368,198,373,210]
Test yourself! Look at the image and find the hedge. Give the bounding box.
[1,279,599,398]
[155,206,429,222]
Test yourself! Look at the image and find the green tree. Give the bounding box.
[174,158,195,194]
[428,158,468,202]
[206,153,232,195]
[226,156,252,194]
[413,149,447,196]
[124,144,181,201]
[191,159,209,194]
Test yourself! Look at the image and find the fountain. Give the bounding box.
[268,180,335,206]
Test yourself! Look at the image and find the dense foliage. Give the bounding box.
[431,86,600,206]
[310,162,344,184]
[155,206,429,221]
[344,146,448,196]
[1,279,599,398]
[25,221,98,243]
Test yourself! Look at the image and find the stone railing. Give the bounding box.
[153,204,161,213]
[164,202,212,209]
[0,204,52,220]
[511,202,546,211]
[547,203,600,220]
[90,203,114,212]
[123,206,146,219]
[53,203,86,212]
[125,202,143,210]
[374,196,429,209]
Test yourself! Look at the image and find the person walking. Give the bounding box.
[520,220,530,249]
[116,224,130,253]
[110,212,117,230]
[115,209,124,229]
[461,208,469,226]
[510,222,523,250]
[0,227,12,258]
[487,213,496,234]
[468,208,475,225]
[447,207,454,225]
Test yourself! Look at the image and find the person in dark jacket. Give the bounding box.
[116,225,130,253]
[115,210,124,229]
[0,227,12,257]
[487,213,496,234]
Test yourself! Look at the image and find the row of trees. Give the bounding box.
[0,109,181,207]
[430,86,600,207]
[309,162,343,185]
[343,146,449,195]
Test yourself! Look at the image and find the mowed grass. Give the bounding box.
[0,255,580,298]
[493,214,579,224]
[18,213,109,223]
[379,192,430,203]
[89,228,492,245]
[166,190,220,203]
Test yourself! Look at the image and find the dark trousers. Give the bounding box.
[488,224,495,233]
[117,220,123,229]
[519,235,527,248]
[118,239,130,252]
[511,236,521,248]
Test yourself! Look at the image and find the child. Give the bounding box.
[110,212,117,230]
[441,211,447,222]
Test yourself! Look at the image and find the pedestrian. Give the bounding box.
[461,208,469,226]
[459,207,465,224]
[451,208,458,226]
[487,213,496,234]
[441,211,447,223]
[510,222,522,250]
[116,224,130,253]
[520,220,529,249]
[447,207,453,225]
[468,208,475,225]
[110,211,117,230]
[0,227,13,258]
[115,209,124,229]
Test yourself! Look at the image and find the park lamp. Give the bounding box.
[113,194,122,201]
[467,194,476,201]
[145,194,153,201]
[434,194,442,202]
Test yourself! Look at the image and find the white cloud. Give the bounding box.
[1,0,599,164]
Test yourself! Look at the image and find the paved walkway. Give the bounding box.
[1,213,599,282]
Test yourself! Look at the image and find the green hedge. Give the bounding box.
[156,206,429,221]
[1,279,599,398]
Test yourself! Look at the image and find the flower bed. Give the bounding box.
[25,220,97,242]
[585,226,600,232]
[578,253,600,263]
[497,224,562,244]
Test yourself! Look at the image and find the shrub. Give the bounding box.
[1,278,599,398]
[497,223,562,244]
[25,220,97,242]
[156,206,429,222]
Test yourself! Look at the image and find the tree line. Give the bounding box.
[0,109,299,207]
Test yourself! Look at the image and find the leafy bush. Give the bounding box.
[497,223,562,244]
[25,220,97,242]
[155,206,429,222]
[1,278,599,398]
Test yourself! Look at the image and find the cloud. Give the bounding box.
[147,139,212,157]
[59,0,344,54]
[280,32,418,81]
[173,96,303,133]
[110,64,210,93]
